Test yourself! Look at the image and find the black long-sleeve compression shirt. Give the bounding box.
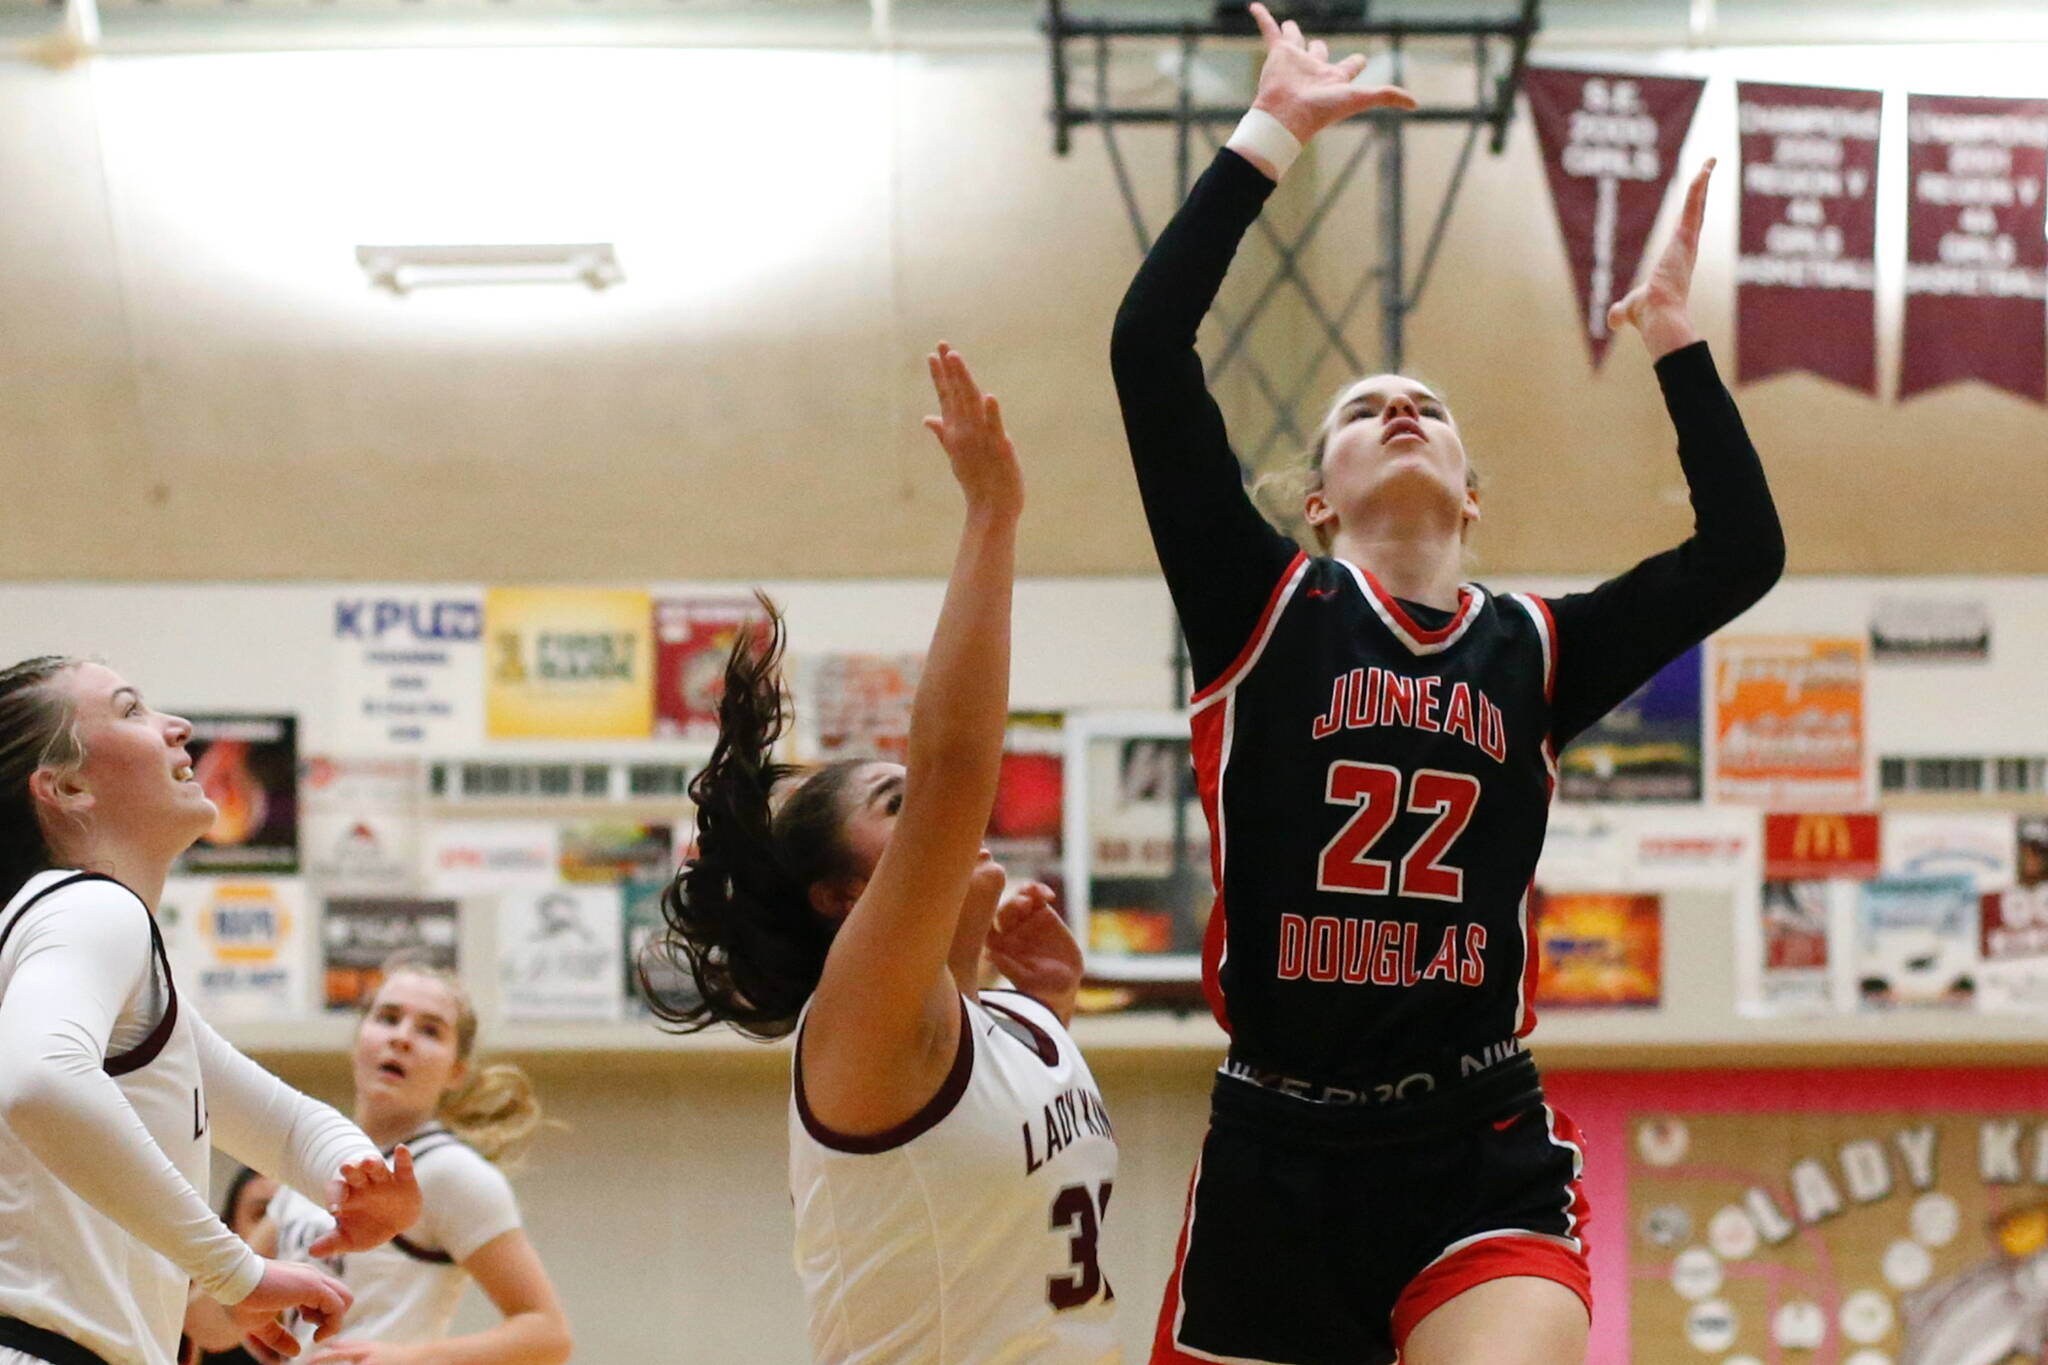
[1110,146,1785,748]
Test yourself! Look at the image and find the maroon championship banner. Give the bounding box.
[1525,68,1707,367]
[1900,94,2048,403]
[1735,83,1882,392]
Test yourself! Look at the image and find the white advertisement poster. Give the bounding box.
[498,887,625,1022]
[159,878,309,1020]
[1980,883,2048,1014]
[1538,807,1760,892]
[1880,812,2016,892]
[332,589,486,753]
[422,821,560,896]
[302,756,422,895]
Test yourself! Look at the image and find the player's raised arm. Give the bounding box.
[1542,159,1786,745]
[1110,2,1416,691]
[798,345,1020,1130]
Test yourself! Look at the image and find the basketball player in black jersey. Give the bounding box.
[1112,8,1783,1363]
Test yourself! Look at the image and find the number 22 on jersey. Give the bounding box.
[1317,762,1480,902]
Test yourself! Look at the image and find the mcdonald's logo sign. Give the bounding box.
[1764,812,1880,880]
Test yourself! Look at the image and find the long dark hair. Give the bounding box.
[0,656,85,909]
[639,598,867,1039]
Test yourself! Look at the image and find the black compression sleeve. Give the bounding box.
[1111,148,1301,691]
[1544,341,1786,747]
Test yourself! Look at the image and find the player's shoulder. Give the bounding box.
[406,1131,511,1197]
[7,869,149,919]
[1,870,151,947]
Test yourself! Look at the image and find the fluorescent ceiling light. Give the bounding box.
[355,243,622,295]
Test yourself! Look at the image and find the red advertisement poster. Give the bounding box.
[1764,811,1881,880]
[177,714,300,874]
[1735,82,1882,392]
[1524,68,1707,366]
[1900,94,2048,403]
[653,597,768,741]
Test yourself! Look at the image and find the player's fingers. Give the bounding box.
[1355,84,1419,112]
[931,342,964,421]
[1335,52,1368,81]
[306,1230,346,1259]
[1249,2,1280,47]
[1308,37,1328,63]
[251,1321,299,1359]
[948,350,986,416]
[1679,157,1716,244]
[1281,18,1304,48]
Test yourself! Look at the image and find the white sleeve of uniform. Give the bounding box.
[0,882,264,1304]
[413,1147,522,1264]
[190,1013,380,1209]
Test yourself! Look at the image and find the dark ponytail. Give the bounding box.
[0,656,84,910]
[639,598,867,1039]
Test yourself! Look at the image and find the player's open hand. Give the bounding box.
[987,881,1084,1026]
[923,344,1022,521]
[229,1260,352,1359]
[1248,1,1416,145]
[1608,158,1713,356]
[310,1146,420,1258]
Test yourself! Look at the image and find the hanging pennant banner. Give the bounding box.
[1525,67,1707,367]
[1900,94,2048,403]
[1735,82,1882,392]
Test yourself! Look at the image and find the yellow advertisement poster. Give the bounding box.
[486,588,654,739]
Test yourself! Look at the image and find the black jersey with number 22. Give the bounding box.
[1192,550,1560,1093]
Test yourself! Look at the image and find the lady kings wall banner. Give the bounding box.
[1524,68,1706,366]
[1546,1067,2048,1364]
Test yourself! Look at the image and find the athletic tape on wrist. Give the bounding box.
[1228,108,1303,179]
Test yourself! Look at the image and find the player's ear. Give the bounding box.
[1304,488,1335,532]
[808,876,864,922]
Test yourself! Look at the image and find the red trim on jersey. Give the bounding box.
[1358,567,1479,645]
[792,995,974,1153]
[1517,882,1541,1038]
[1148,1156,1205,1365]
[1189,699,1232,1034]
[1389,1234,1591,1353]
[1394,1103,1590,1353]
[1528,594,1559,704]
[1199,891,1230,1034]
[1188,552,1308,707]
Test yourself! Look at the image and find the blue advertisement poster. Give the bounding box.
[1558,645,1702,802]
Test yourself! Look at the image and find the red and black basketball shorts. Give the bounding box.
[1151,1075,1592,1364]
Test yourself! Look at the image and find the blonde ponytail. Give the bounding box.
[437,1061,543,1165]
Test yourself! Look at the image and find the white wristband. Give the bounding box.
[1227,107,1303,181]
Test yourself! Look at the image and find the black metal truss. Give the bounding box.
[1045,0,1540,464]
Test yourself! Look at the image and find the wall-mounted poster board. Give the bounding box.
[1062,711,1208,983]
[1547,1066,2048,1365]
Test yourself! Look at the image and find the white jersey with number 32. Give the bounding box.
[790,989,1119,1364]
